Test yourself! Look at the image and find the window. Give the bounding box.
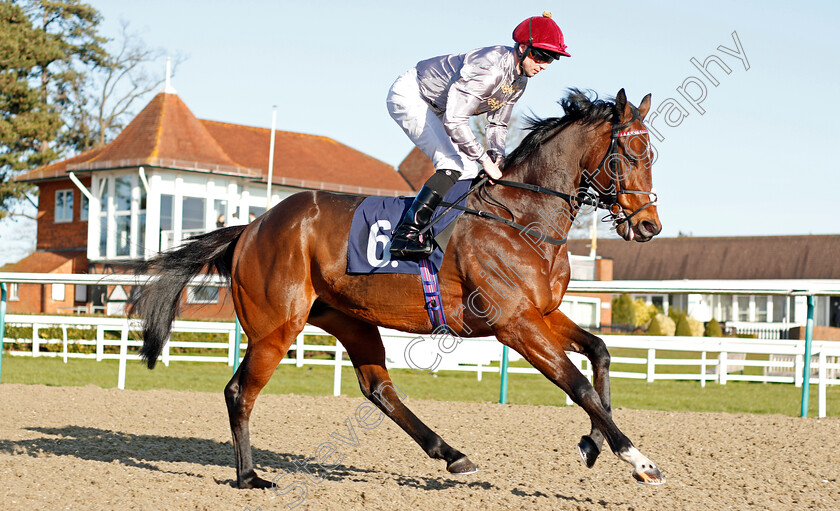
[737,295,750,321]
[96,174,148,258]
[214,199,228,228]
[187,286,219,304]
[772,295,787,322]
[651,296,664,311]
[52,283,65,301]
[755,295,768,323]
[114,177,132,256]
[714,295,733,322]
[74,284,87,302]
[160,193,174,250]
[182,197,205,231]
[80,194,89,221]
[668,294,688,313]
[815,296,828,327]
[115,215,131,256]
[138,186,147,253]
[99,180,109,257]
[249,206,266,222]
[55,189,74,222]
[99,216,108,257]
[7,283,19,301]
[830,297,840,328]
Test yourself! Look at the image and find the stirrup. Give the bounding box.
[390,230,434,259]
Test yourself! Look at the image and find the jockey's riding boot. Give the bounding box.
[390,168,460,259]
[389,186,444,259]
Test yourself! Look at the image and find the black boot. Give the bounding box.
[389,186,443,259]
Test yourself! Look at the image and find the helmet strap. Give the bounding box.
[515,17,535,73]
[515,44,532,73]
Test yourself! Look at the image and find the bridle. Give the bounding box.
[585,109,659,229]
[419,108,659,245]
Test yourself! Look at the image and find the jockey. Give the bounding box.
[387,12,570,258]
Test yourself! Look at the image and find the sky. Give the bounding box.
[2,0,839,266]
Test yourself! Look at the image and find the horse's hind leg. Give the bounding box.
[497,308,664,485]
[225,326,296,488]
[308,306,477,474]
[545,311,611,468]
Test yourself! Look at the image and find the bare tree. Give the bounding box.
[58,20,185,152]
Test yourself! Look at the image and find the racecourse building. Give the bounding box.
[3,88,415,318]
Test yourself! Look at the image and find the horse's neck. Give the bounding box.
[501,126,589,231]
[511,127,587,194]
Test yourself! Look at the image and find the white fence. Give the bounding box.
[2,314,839,418]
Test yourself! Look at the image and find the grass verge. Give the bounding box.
[1,355,837,417]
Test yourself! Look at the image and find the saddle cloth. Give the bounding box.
[346,179,471,275]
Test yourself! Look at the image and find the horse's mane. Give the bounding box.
[504,88,616,169]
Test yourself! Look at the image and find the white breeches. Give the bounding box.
[386,68,481,179]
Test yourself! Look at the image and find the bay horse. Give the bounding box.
[129,88,665,488]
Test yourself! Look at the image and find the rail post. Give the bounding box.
[817,351,826,418]
[333,343,343,396]
[499,345,510,404]
[800,295,815,417]
[233,316,242,374]
[0,283,7,383]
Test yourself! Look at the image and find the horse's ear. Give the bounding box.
[638,93,652,120]
[615,88,627,112]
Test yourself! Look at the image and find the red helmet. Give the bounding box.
[513,12,570,58]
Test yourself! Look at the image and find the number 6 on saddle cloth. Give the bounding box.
[346,179,472,329]
[346,179,471,275]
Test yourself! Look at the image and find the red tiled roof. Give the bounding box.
[397,146,435,191]
[91,93,241,169]
[201,120,414,195]
[18,145,108,182]
[567,235,840,280]
[0,250,87,273]
[15,92,414,196]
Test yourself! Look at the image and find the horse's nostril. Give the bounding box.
[641,221,659,236]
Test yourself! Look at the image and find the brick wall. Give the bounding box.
[37,178,89,251]
[5,283,43,314]
[5,258,81,314]
[789,326,840,342]
[565,257,614,326]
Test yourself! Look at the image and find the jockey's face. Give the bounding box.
[518,44,551,77]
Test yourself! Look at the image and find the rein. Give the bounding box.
[417,110,658,246]
[418,176,569,245]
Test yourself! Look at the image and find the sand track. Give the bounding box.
[1,384,838,510]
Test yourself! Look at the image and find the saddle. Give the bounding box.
[345,179,471,275]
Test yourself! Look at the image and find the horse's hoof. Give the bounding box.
[577,435,600,469]
[447,456,478,475]
[237,473,273,489]
[633,464,666,485]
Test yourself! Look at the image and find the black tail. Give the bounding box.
[127,225,247,369]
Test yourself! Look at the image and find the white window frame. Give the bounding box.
[187,286,219,304]
[8,283,20,301]
[80,194,89,221]
[55,189,74,223]
[95,173,149,259]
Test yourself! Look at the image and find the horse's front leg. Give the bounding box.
[544,310,611,468]
[496,309,665,485]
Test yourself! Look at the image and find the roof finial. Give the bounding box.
[163,57,177,94]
